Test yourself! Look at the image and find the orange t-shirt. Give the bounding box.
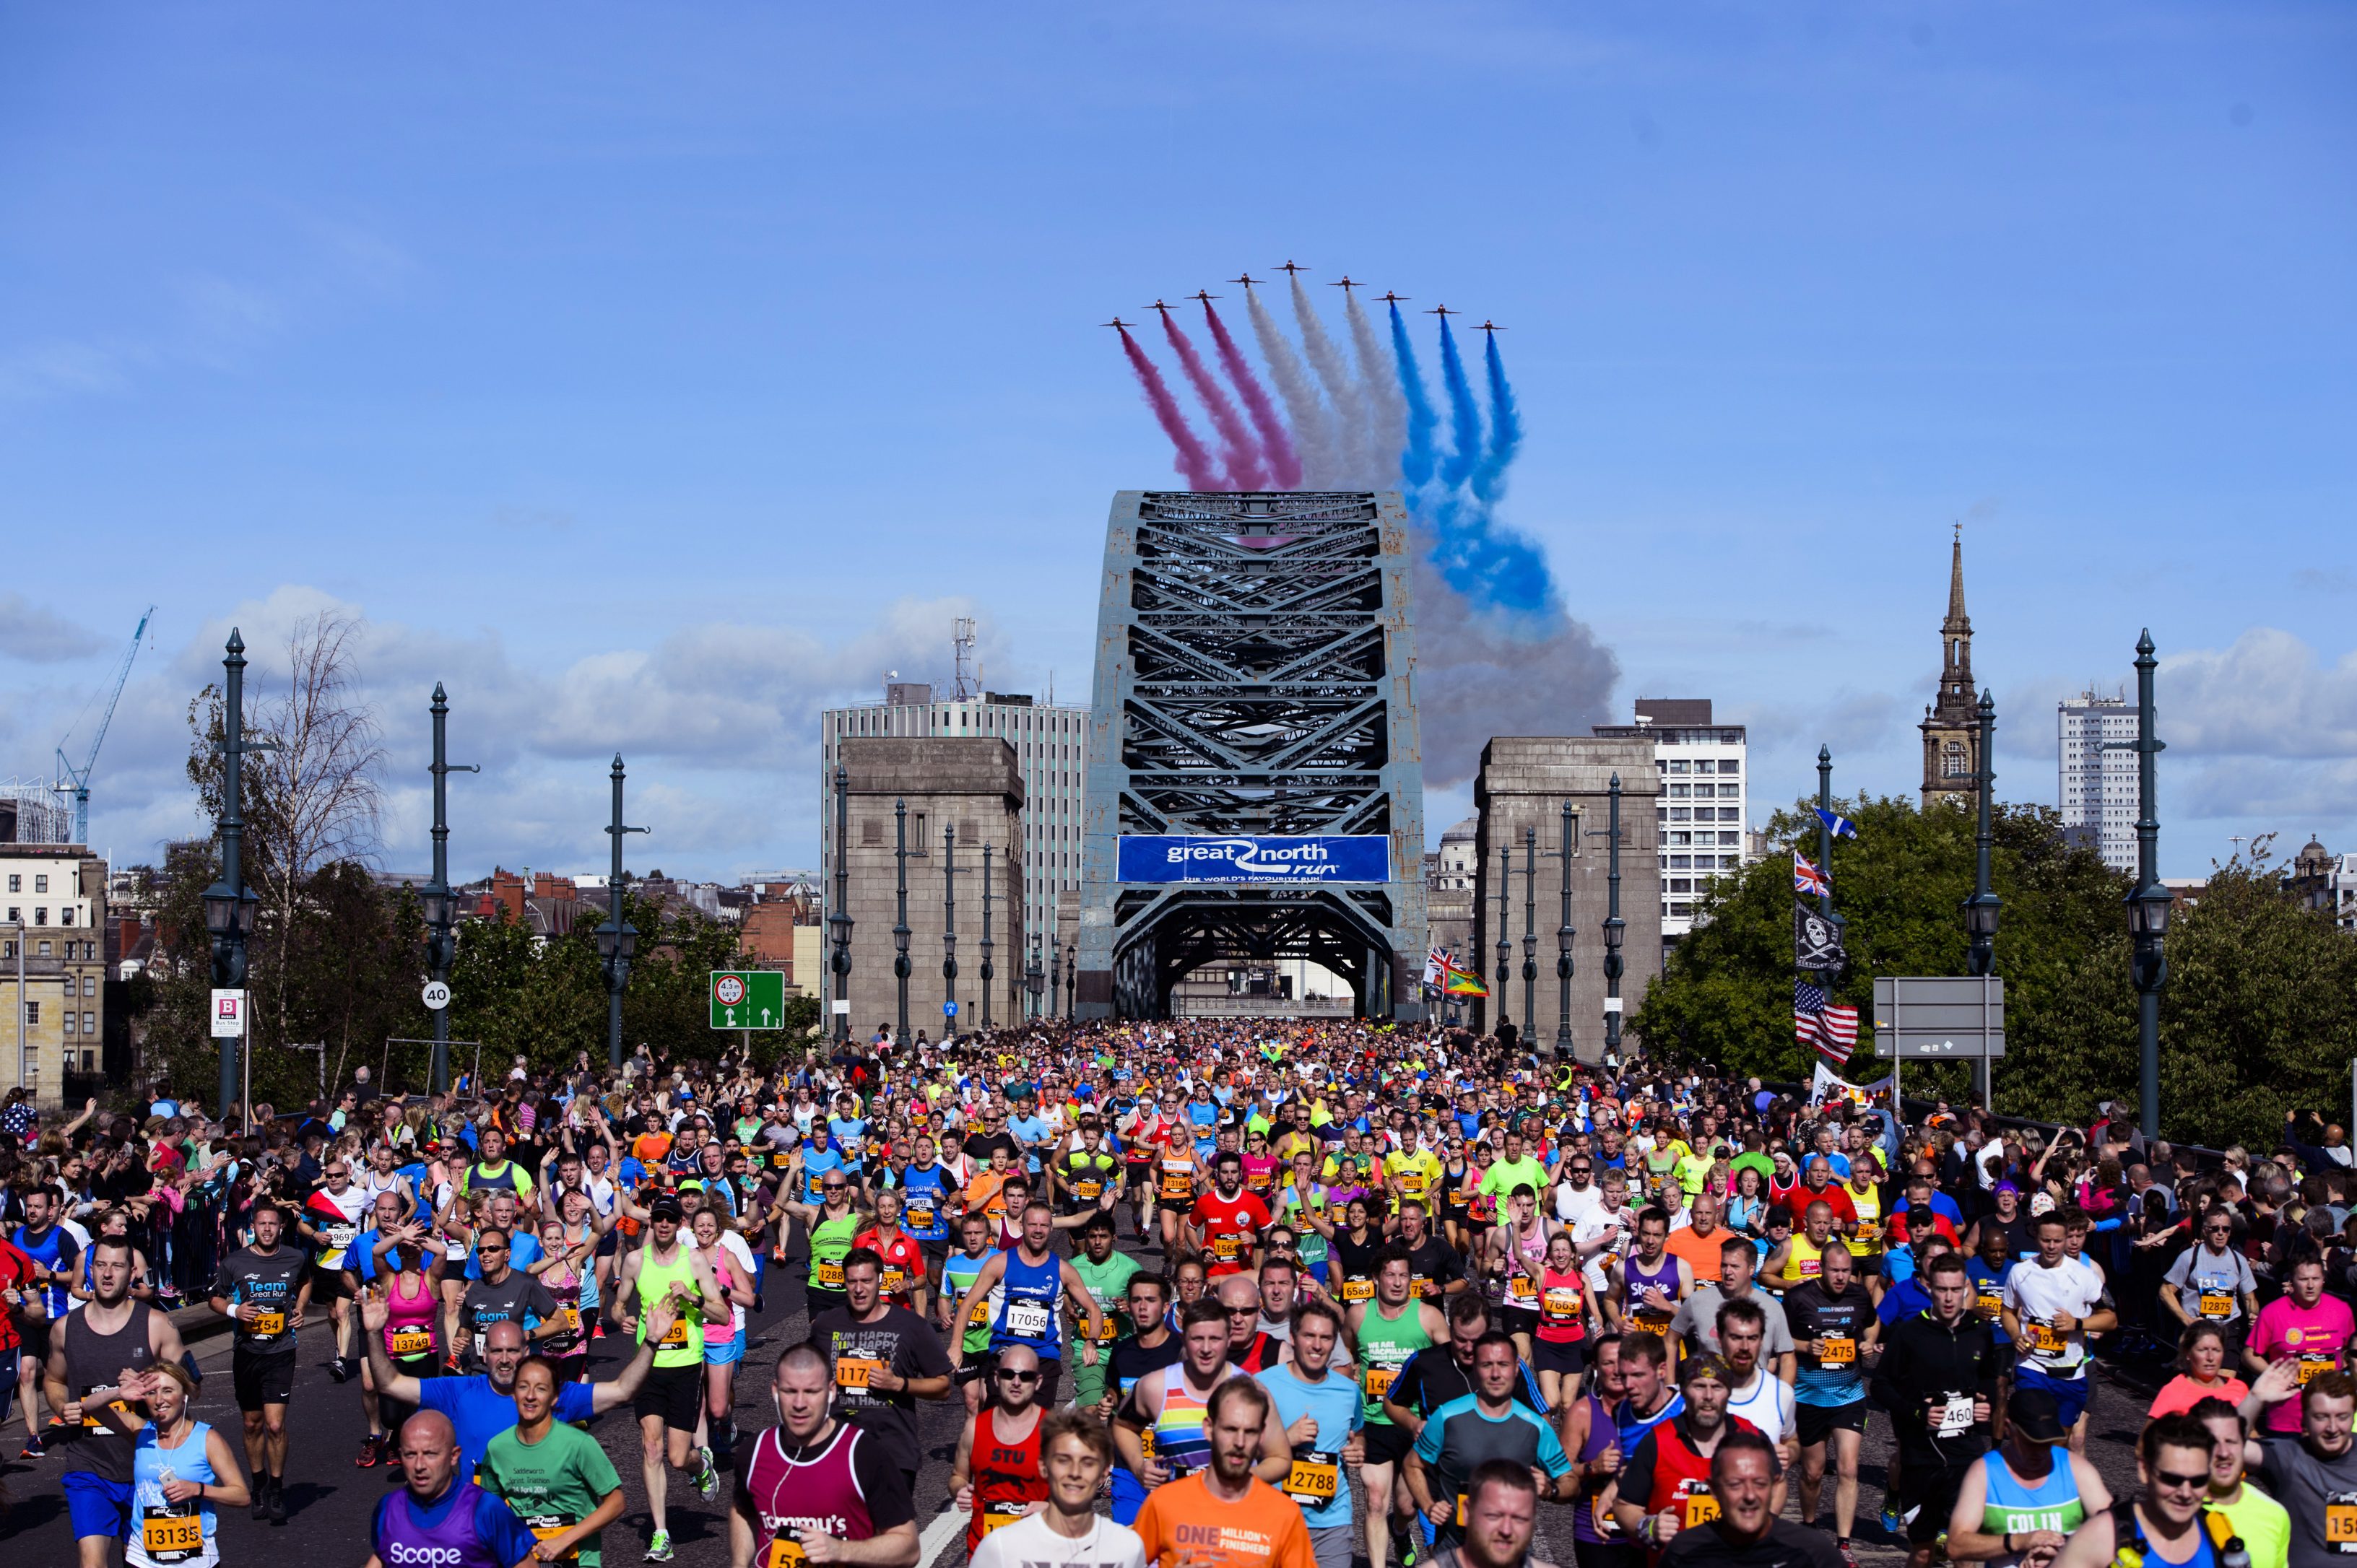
[1663,1224,1724,1280]
[1133,1473,1316,1568]
[632,1132,674,1164]
[966,1170,1010,1219]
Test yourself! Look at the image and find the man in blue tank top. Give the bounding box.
[948,1201,1103,1407]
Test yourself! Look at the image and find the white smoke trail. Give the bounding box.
[1246,285,1339,487]
[1290,275,1371,485]
[1345,291,1407,489]
[1410,552,1620,789]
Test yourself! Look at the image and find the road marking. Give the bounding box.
[918,1502,969,1568]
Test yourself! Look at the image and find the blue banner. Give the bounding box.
[1116,834,1391,884]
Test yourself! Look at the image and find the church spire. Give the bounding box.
[1945,521,1970,635]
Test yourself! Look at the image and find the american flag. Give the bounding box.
[1792,853,1830,898]
[1794,977,1859,1067]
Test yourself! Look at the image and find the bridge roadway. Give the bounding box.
[0,1227,2153,1566]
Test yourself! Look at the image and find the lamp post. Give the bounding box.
[594,755,646,1070]
[942,824,958,1038]
[1048,933,1061,1019]
[1494,844,1513,1037]
[2122,632,2170,1141]
[1025,938,1043,1020]
[1555,801,1576,1060]
[1816,746,1846,944]
[1064,947,1075,1021]
[1520,827,1539,1051]
[1961,689,2002,1109]
[892,801,911,1046]
[828,764,853,1044]
[420,683,477,1094]
[201,630,262,1125]
[979,845,994,1029]
[1603,773,1625,1065]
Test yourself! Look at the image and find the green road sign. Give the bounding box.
[709,970,787,1029]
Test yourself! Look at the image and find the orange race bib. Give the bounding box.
[1341,1279,1375,1302]
[768,1537,809,1568]
[249,1309,286,1337]
[2197,1293,2234,1320]
[1681,1485,1722,1528]
[658,1317,693,1348]
[836,1357,884,1390]
[1285,1450,1340,1504]
[982,1502,1028,1534]
[2326,1502,2357,1544]
[141,1507,206,1562]
[389,1327,435,1358]
[1364,1366,1398,1401]
[1818,1336,1856,1366]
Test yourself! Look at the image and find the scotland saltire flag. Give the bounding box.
[1792,853,1830,898]
[1815,808,1859,840]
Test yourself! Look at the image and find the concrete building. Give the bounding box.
[821,684,1089,959]
[1424,815,1479,969]
[3,843,110,1102]
[2057,689,2137,872]
[1920,528,1984,810]
[828,737,1027,1040]
[1470,738,1662,1060]
[1593,699,1749,957]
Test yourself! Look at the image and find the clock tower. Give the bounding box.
[1919,526,1981,809]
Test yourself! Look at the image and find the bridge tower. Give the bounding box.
[1075,491,1429,1020]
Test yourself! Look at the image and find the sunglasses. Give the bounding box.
[994,1369,1039,1384]
[2150,1469,2208,1492]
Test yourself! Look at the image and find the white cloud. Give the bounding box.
[2159,628,2357,760]
[0,596,107,663]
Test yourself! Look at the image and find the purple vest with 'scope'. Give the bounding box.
[376,1479,507,1568]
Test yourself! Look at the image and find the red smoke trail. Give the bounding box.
[1119,327,1222,490]
[1202,300,1301,489]
[1158,310,1267,489]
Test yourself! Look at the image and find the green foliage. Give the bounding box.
[1629,793,2357,1147]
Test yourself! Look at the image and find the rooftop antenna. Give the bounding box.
[952,618,978,700]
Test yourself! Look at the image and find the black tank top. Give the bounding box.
[62,1301,155,1484]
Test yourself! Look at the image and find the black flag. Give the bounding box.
[1794,902,1845,973]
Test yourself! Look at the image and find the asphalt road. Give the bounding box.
[0,1231,2161,1567]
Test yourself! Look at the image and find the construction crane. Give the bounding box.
[54,605,155,847]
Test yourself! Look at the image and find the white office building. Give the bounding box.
[1593,699,1750,958]
[2058,690,2138,872]
[820,681,1090,951]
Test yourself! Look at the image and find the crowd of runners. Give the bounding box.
[0,1016,2353,1568]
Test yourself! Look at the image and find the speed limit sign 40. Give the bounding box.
[422,980,453,1011]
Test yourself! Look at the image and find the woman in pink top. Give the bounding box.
[2244,1254,2356,1433]
[2148,1322,2250,1419]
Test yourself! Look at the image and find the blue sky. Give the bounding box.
[1,2,2351,882]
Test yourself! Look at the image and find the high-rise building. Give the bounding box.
[1920,526,1982,809]
[820,684,1090,957]
[1592,698,1748,959]
[2057,689,2137,871]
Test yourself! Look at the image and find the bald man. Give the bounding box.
[1220,1273,1284,1374]
[363,1290,672,1476]
[367,1411,539,1568]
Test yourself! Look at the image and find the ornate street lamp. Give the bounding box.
[1602,774,1625,1065]
[1048,933,1062,1019]
[979,845,995,1029]
[1520,827,1539,1053]
[1964,690,2002,972]
[422,682,477,1094]
[2122,632,2170,1139]
[1494,844,1512,1037]
[594,755,647,1069]
[1555,800,1576,1060]
[201,630,264,1125]
[828,764,853,1043]
[941,823,958,1037]
[1025,938,1044,1020]
[1064,947,1075,1021]
[892,800,912,1045]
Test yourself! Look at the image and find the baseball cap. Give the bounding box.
[648,1195,685,1222]
[2005,1386,2067,1444]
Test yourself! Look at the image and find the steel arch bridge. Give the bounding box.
[1075,491,1429,1020]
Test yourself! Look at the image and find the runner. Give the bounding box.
[1609,1352,1758,1562]
[298,1152,370,1383]
[968,1409,1147,1568]
[1869,1250,2001,1568]
[1786,1243,1877,1559]
[766,1162,866,1322]
[1562,1332,1637,1568]
[809,1245,953,1497]
[1252,1298,1366,1568]
[949,1341,1049,1553]
[1070,1211,1142,1414]
[1407,1332,1574,1549]
[1115,1297,1233,1510]
[475,1354,626,1568]
[612,1193,730,1562]
[727,1342,919,1568]
[1999,1213,2114,1454]
[939,1211,1002,1416]
[207,1199,305,1527]
[1348,1247,1447,1568]
[367,1410,541,1568]
[1656,1432,1844,1568]
[50,1236,190,1559]
[1133,1377,1316,1568]
[92,1362,248,1568]
[1191,1151,1273,1280]
[950,1201,1106,1407]
[690,1205,759,1476]
[361,1218,446,1468]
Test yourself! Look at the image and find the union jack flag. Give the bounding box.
[1793,853,1830,898]
[1795,977,1859,1067]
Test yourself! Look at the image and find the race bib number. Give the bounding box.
[1074,1179,1103,1201]
[1682,1486,1722,1528]
[2301,1356,2336,1385]
[1975,1289,2002,1317]
[1399,1173,1428,1198]
[389,1327,435,1358]
[907,1203,936,1230]
[1935,1394,1974,1437]
[812,1260,846,1288]
[529,1520,578,1562]
[2197,1292,2234,1320]
[1364,1366,1398,1401]
[771,1151,794,1170]
[982,1502,1028,1534]
[141,1507,205,1563]
[2027,1322,2065,1356]
[1818,1336,1856,1366]
[2328,1500,2357,1549]
[1161,1162,1193,1197]
[882,1268,910,1296]
[1449,1188,1472,1208]
[557,1305,581,1332]
[1634,1312,1673,1336]
[768,1538,809,1568]
[1506,1275,1538,1306]
[1854,1220,1880,1245]
[1004,1299,1051,1340]
[1341,1279,1375,1302]
[659,1317,693,1347]
[1211,1234,1246,1262]
[836,1357,884,1390]
[249,1309,286,1337]
[1285,1450,1340,1504]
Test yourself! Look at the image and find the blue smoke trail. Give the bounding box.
[1389,300,1438,491]
[1436,316,1483,490]
[1471,329,1522,505]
